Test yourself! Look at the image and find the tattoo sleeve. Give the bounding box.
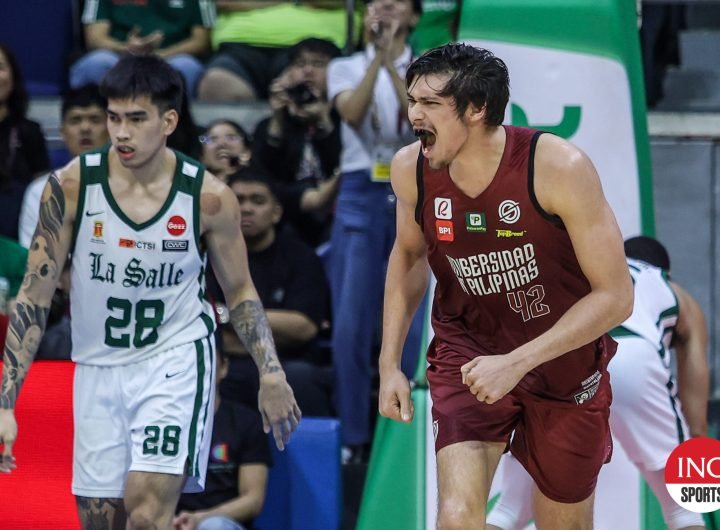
[1,174,65,409]
[229,300,283,376]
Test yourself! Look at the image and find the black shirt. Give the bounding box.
[246,229,329,361]
[177,400,271,526]
[0,117,49,240]
[252,112,341,247]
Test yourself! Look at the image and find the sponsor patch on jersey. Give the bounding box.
[498,199,521,224]
[574,370,602,405]
[496,229,526,238]
[434,197,452,220]
[465,212,486,232]
[167,215,187,236]
[163,239,189,252]
[436,220,454,242]
[119,238,156,250]
[92,221,104,241]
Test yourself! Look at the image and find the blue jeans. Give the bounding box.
[330,169,427,446]
[197,515,245,530]
[69,50,205,97]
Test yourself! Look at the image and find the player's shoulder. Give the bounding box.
[53,156,83,199]
[200,170,239,224]
[390,141,422,199]
[391,141,422,175]
[535,132,591,176]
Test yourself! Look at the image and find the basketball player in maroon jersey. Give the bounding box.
[378,43,633,529]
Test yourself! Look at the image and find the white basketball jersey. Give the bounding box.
[70,146,215,366]
[610,257,678,358]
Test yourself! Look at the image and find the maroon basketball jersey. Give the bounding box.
[417,125,615,401]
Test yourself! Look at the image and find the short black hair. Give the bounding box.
[61,84,107,120]
[406,43,510,126]
[99,54,183,114]
[227,164,279,200]
[624,236,671,271]
[288,38,342,64]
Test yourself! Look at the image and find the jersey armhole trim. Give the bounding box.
[415,150,424,227]
[71,161,87,255]
[528,131,563,225]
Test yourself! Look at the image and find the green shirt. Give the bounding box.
[83,0,215,48]
[409,0,460,54]
[0,236,28,298]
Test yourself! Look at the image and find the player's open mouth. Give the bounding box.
[117,145,134,154]
[415,128,436,153]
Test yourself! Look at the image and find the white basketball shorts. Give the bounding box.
[72,337,215,498]
[609,336,689,471]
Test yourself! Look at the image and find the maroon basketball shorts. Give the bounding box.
[427,362,613,503]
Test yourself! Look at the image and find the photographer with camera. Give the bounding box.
[253,38,342,247]
[326,0,424,463]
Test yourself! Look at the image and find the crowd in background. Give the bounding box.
[0,1,681,528]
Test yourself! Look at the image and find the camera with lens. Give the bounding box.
[286,82,318,105]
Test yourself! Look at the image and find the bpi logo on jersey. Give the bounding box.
[435,220,454,242]
[167,215,187,236]
[498,199,521,224]
[665,437,720,513]
[434,197,452,220]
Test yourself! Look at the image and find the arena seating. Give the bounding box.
[0,0,76,96]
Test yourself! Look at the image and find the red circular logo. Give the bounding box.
[665,436,720,513]
[167,215,187,236]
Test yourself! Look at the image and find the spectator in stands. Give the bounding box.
[198,0,356,102]
[174,350,271,530]
[70,0,216,97]
[200,119,252,184]
[0,43,50,241]
[208,166,334,417]
[18,84,109,248]
[326,0,424,462]
[253,38,342,247]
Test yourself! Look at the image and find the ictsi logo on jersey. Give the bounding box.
[665,437,720,513]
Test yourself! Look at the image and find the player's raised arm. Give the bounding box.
[0,162,78,471]
[378,143,430,424]
[200,173,300,450]
[518,134,633,370]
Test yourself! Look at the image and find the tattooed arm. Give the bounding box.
[1,165,78,471]
[201,173,300,450]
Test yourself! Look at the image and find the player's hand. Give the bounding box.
[0,408,18,473]
[461,354,524,404]
[378,368,414,423]
[258,372,301,451]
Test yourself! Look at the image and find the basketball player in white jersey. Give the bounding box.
[0,54,300,529]
[487,236,708,530]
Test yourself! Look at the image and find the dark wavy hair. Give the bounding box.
[0,43,29,122]
[406,43,510,126]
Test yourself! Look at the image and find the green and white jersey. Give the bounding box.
[610,257,679,357]
[70,146,215,366]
